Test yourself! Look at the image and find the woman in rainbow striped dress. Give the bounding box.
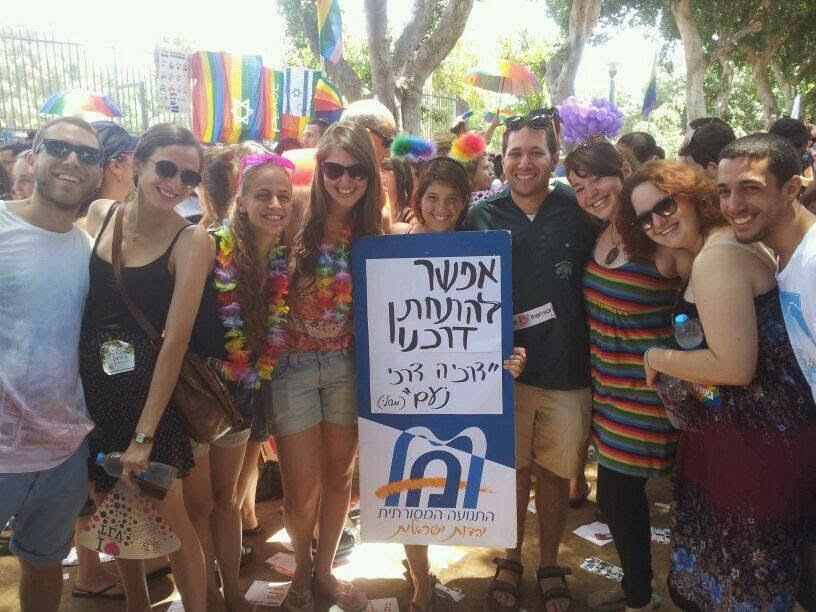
[564,139,688,611]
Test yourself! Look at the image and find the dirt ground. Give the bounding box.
[0,453,707,612]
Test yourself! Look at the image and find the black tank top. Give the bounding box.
[84,205,190,335]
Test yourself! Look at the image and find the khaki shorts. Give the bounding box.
[514,383,592,478]
[191,427,252,459]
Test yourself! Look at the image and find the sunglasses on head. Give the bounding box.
[35,138,103,166]
[368,127,394,149]
[637,194,678,232]
[320,161,369,182]
[504,108,561,132]
[152,160,202,188]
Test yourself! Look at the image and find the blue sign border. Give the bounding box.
[352,230,515,467]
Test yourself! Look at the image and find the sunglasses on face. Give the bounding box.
[368,127,394,149]
[320,161,369,182]
[504,108,561,132]
[152,160,202,188]
[35,138,103,166]
[637,195,678,232]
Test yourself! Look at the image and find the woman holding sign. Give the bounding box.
[265,121,383,612]
[392,156,527,611]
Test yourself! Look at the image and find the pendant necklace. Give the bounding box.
[605,225,621,266]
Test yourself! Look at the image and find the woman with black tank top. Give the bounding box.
[80,124,212,612]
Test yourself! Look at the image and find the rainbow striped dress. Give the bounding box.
[583,257,681,478]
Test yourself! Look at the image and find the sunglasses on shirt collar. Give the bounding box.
[35,138,104,166]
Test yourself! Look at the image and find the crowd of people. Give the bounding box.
[1,94,815,612]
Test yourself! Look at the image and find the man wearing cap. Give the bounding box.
[92,121,139,204]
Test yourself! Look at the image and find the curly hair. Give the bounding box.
[617,160,726,260]
[228,162,292,355]
[290,120,384,290]
[411,157,471,229]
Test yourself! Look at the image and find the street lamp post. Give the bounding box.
[608,62,619,106]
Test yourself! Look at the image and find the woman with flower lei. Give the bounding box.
[267,121,384,612]
[186,152,296,612]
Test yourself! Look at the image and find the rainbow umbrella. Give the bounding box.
[465,61,541,111]
[38,89,124,118]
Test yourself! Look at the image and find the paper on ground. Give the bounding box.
[436,583,465,602]
[580,557,623,582]
[265,551,296,576]
[573,521,613,546]
[331,598,400,612]
[245,580,291,607]
[651,526,671,544]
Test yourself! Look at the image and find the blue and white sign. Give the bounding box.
[353,231,516,547]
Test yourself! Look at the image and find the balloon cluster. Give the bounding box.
[556,96,623,143]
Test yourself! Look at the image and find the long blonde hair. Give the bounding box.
[290,120,383,289]
[228,161,291,354]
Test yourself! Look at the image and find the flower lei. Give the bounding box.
[315,224,352,322]
[212,222,288,387]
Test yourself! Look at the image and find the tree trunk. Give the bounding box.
[400,85,424,135]
[545,0,602,105]
[669,0,708,122]
[364,0,397,117]
[770,59,795,114]
[746,52,779,125]
[714,58,735,118]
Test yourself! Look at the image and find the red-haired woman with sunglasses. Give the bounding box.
[618,160,816,610]
[263,120,384,612]
[80,124,211,611]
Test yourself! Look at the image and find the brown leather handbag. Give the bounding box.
[111,202,242,443]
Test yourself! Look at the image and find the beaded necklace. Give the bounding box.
[315,224,352,323]
[212,222,288,387]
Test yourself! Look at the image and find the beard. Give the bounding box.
[34,168,99,215]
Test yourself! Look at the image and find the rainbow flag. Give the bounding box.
[191,51,282,143]
[317,0,343,65]
[313,77,344,124]
[641,54,658,117]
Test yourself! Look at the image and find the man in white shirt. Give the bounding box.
[717,132,816,400]
[718,133,816,608]
[0,116,102,611]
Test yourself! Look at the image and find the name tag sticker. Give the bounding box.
[513,302,556,331]
[100,340,135,375]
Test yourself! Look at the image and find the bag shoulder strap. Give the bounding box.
[91,200,119,254]
[112,203,163,344]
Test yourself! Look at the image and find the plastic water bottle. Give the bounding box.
[95,452,178,498]
[673,314,704,349]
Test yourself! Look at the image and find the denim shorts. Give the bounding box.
[0,438,89,565]
[263,348,358,437]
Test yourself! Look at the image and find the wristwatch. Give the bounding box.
[133,432,155,444]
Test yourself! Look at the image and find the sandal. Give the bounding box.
[536,566,572,610]
[568,482,592,509]
[487,557,523,611]
[587,590,663,611]
[285,588,315,612]
[402,559,454,612]
[71,583,126,600]
[314,573,367,612]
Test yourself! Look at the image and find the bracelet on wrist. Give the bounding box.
[133,432,155,444]
[643,347,658,369]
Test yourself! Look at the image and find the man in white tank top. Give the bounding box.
[0,117,102,611]
[718,131,816,609]
[717,133,816,403]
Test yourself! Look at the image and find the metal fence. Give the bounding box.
[0,27,457,143]
[0,27,186,138]
[419,91,457,139]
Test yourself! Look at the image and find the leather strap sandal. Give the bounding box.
[536,566,573,610]
[487,557,524,611]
